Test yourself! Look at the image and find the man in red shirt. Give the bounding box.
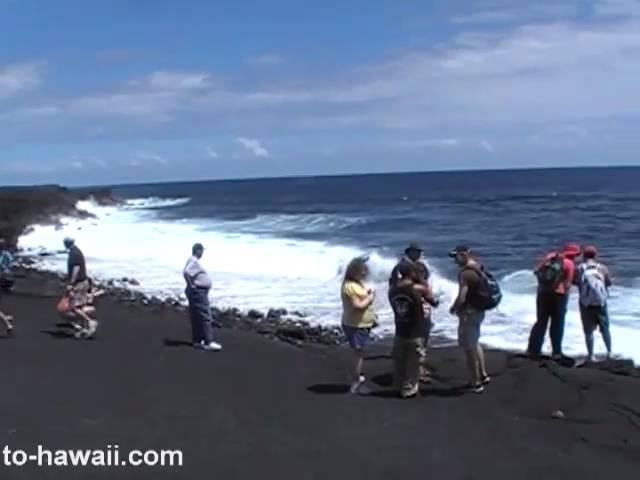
[527,242,580,359]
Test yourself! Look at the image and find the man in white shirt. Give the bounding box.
[183,243,221,351]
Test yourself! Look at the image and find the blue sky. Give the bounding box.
[1,0,640,185]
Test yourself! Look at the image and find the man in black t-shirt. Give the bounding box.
[65,237,87,285]
[389,263,426,398]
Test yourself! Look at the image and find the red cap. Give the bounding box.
[561,242,581,258]
[582,245,598,257]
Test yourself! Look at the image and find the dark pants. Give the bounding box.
[0,276,14,293]
[185,286,214,345]
[579,304,612,357]
[528,292,569,356]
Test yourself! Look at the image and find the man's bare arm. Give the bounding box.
[69,265,80,285]
[413,283,438,306]
[450,279,468,315]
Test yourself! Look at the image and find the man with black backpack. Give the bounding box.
[527,242,581,360]
[449,245,501,394]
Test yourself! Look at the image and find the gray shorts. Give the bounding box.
[458,309,485,350]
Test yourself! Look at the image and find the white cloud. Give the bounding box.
[394,138,460,148]
[133,150,168,165]
[207,146,219,159]
[0,62,42,98]
[0,105,59,122]
[91,158,108,168]
[594,0,640,17]
[69,155,107,169]
[452,2,580,24]
[3,2,640,160]
[235,137,270,158]
[247,53,284,65]
[480,140,494,152]
[66,71,214,122]
[139,71,211,90]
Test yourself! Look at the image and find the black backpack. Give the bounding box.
[535,254,564,291]
[464,265,502,311]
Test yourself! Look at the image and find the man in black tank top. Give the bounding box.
[389,262,426,398]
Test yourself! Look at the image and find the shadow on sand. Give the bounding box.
[163,338,194,348]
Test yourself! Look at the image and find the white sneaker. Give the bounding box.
[199,341,222,352]
[84,320,98,338]
[349,376,369,395]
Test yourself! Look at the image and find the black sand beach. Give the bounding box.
[0,270,638,479]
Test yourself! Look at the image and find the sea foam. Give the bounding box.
[19,198,640,363]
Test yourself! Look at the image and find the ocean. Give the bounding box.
[19,167,640,362]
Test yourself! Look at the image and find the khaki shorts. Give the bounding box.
[458,309,485,350]
[70,280,91,309]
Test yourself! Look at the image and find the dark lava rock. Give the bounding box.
[150,296,163,307]
[247,309,264,320]
[276,323,307,341]
[267,308,288,320]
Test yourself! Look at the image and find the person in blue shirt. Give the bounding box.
[0,238,15,293]
[0,239,14,335]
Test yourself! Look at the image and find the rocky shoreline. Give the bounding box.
[16,261,346,347]
[0,185,117,248]
[0,184,346,348]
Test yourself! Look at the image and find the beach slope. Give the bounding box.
[0,271,638,479]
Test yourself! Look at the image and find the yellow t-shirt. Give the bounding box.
[341,280,377,328]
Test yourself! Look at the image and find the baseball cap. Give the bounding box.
[448,245,471,257]
[405,242,423,253]
[561,242,581,258]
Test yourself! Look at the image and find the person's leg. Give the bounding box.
[344,326,367,392]
[186,289,203,344]
[350,348,366,394]
[418,317,430,381]
[0,310,13,334]
[392,336,404,391]
[550,294,568,357]
[597,306,612,357]
[579,304,596,360]
[196,290,214,345]
[528,293,551,356]
[401,337,422,398]
[459,312,481,387]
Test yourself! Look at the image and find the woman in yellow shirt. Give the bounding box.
[341,256,377,394]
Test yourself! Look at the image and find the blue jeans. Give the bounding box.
[580,304,612,357]
[528,292,569,356]
[185,286,214,345]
